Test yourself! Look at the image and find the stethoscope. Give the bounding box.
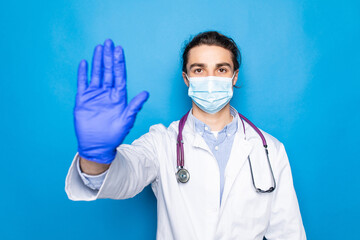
[176,111,277,193]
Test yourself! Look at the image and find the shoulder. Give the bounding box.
[259,129,283,151]
[242,120,285,157]
[148,123,168,133]
[145,121,180,141]
[232,106,283,152]
[148,120,179,134]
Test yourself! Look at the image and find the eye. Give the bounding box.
[218,68,227,73]
[193,68,203,74]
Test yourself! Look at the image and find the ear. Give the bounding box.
[182,72,189,87]
[232,70,239,86]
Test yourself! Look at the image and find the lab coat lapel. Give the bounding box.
[220,133,254,209]
[183,110,211,153]
[191,131,211,152]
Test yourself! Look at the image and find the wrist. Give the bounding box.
[79,156,111,175]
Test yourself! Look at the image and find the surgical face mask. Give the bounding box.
[186,73,235,114]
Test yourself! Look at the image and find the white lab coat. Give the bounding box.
[65,110,306,240]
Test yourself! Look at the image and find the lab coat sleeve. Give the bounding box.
[264,143,306,240]
[76,158,108,190]
[65,124,162,201]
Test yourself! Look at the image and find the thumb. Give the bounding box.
[124,91,150,118]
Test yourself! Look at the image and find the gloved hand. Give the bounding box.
[74,39,149,164]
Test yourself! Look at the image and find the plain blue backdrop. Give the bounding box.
[1,0,359,239]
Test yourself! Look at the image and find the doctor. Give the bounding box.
[65,31,306,239]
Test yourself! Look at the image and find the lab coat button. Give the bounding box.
[215,146,219,150]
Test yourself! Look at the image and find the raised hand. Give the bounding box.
[74,39,149,164]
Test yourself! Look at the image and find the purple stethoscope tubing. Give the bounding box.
[176,111,276,193]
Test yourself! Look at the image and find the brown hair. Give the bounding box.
[182,31,241,73]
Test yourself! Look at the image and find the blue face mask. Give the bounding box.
[186,73,235,114]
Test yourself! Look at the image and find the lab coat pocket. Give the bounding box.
[227,165,272,235]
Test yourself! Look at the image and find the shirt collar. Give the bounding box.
[187,106,238,137]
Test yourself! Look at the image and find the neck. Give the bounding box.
[191,103,233,131]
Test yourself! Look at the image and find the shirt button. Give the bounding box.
[205,127,209,131]
[215,146,219,151]
[227,133,231,137]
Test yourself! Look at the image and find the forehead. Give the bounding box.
[187,45,233,67]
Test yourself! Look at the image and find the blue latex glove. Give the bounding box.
[74,39,149,164]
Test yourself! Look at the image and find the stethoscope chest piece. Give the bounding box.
[176,168,190,183]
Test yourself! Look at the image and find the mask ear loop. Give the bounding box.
[232,70,242,89]
[184,73,191,86]
[185,73,189,81]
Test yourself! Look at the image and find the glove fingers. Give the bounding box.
[77,60,88,93]
[114,46,127,90]
[125,91,149,119]
[103,39,114,88]
[89,45,103,88]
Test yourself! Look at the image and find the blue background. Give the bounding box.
[1,0,359,239]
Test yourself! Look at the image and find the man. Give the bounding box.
[65,31,306,239]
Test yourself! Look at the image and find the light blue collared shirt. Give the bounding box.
[78,107,238,203]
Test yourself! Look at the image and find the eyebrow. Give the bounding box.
[189,62,232,70]
[215,62,232,68]
[189,63,206,69]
